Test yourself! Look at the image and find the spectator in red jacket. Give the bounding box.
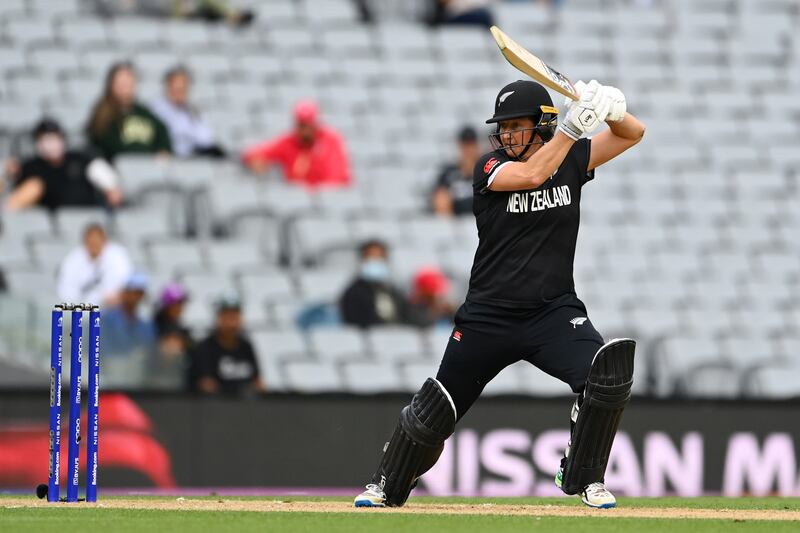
[241,100,352,189]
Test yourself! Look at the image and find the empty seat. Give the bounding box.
[52,208,109,237]
[656,336,725,395]
[290,216,352,264]
[314,189,366,217]
[681,363,742,398]
[207,178,266,222]
[251,329,309,360]
[146,240,205,275]
[237,270,297,303]
[401,360,442,391]
[1,210,53,242]
[745,363,800,398]
[376,23,433,58]
[296,268,353,302]
[4,269,57,297]
[433,27,491,60]
[163,21,210,49]
[111,208,173,244]
[367,326,427,362]
[303,0,359,26]
[30,240,74,272]
[116,155,171,195]
[284,360,342,392]
[108,18,164,48]
[518,363,574,396]
[205,239,267,274]
[349,217,406,249]
[262,184,314,216]
[481,362,523,395]
[342,361,404,393]
[4,17,56,46]
[319,26,374,57]
[308,327,368,362]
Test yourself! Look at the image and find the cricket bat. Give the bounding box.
[489,25,579,101]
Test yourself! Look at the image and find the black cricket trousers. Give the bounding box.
[435,293,604,421]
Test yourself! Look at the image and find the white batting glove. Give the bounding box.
[558,80,611,141]
[602,85,627,122]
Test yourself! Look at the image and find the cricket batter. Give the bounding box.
[355,79,645,508]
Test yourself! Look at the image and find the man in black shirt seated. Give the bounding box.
[431,125,481,217]
[3,119,123,211]
[339,239,424,329]
[190,294,265,396]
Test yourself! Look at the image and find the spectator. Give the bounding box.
[242,100,352,189]
[339,240,425,328]
[3,119,123,211]
[151,282,193,389]
[431,125,480,217]
[102,273,156,355]
[86,62,172,161]
[409,266,456,327]
[190,294,265,395]
[429,0,495,27]
[57,223,134,306]
[175,0,255,26]
[150,66,225,158]
[92,0,255,27]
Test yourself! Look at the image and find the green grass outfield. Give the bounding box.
[2,495,799,533]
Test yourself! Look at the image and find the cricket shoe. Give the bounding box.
[555,468,616,509]
[581,482,617,509]
[354,484,386,508]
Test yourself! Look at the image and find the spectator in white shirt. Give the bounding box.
[150,66,225,158]
[57,223,134,306]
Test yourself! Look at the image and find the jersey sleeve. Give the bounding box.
[573,138,594,185]
[473,151,512,194]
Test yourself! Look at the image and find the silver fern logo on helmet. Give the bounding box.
[570,317,588,328]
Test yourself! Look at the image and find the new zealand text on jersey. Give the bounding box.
[506,185,572,213]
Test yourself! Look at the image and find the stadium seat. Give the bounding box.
[481,362,524,395]
[283,360,343,392]
[367,326,428,363]
[342,361,404,393]
[518,362,573,397]
[303,0,359,27]
[145,240,206,276]
[308,327,368,362]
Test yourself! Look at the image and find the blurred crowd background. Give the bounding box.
[0,0,798,399]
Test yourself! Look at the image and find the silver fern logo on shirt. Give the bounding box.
[570,317,588,328]
[506,185,572,213]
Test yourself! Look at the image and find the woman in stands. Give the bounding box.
[86,62,172,161]
[354,79,645,509]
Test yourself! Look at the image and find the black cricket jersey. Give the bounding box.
[466,138,594,308]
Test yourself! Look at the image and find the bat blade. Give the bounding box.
[490,25,579,101]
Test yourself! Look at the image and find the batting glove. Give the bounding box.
[601,85,626,122]
[558,80,611,141]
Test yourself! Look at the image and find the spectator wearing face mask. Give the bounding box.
[3,119,123,211]
[339,240,425,329]
[241,100,351,189]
